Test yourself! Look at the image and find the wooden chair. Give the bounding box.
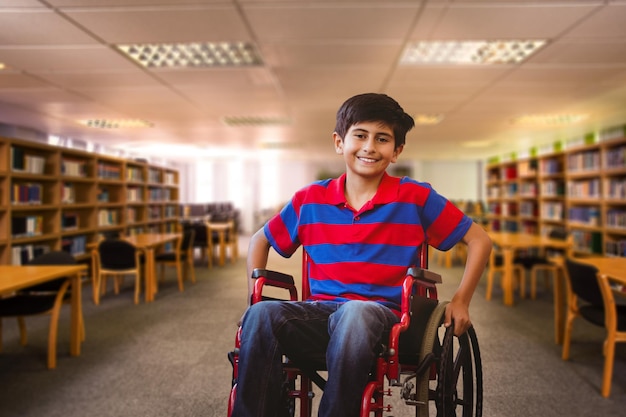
[93,239,143,305]
[562,258,626,398]
[187,220,212,268]
[0,250,81,369]
[485,246,525,301]
[155,227,196,291]
[514,229,570,299]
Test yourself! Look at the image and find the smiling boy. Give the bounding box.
[231,93,492,417]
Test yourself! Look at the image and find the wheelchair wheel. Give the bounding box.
[432,324,483,417]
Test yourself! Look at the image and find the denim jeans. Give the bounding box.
[231,300,399,417]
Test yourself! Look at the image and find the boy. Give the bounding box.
[231,93,492,417]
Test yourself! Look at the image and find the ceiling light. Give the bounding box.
[401,40,546,65]
[414,114,444,125]
[511,114,588,126]
[78,119,154,129]
[0,63,5,70]
[223,116,291,127]
[117,41,263,68]
[462,140,492,148]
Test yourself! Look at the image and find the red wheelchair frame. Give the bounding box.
[228,245,483,417]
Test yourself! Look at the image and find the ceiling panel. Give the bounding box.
[0,9,98,45]
[0,46,138,71]
[63,5,249,44]
[414,3,602,39]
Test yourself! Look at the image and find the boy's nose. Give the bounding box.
[362,137,376,151]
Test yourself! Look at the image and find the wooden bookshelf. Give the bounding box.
[486,129,626,257]
[0,137,179,264]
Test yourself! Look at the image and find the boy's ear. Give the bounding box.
[391,145,404,163]
[333,132,344,154]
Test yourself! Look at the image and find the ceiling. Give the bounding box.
[1,0,626,163]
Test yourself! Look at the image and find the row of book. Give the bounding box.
[540,180,565,197]
[127,187,143,202]
[605,178,626,199]
[11,215,44,237]
[606,209,626,230]
[148,169,160,183]
[148,188,172,201]
[604,146,626,169]
[519,201,538,217]
[519,182,537,197]
[11,239,86,264]
[568,206,601,226]
[605,239,626,257]
[11,182,42,204]
[61,158,87,177]
[539,158,562,175]
[97,162,121,180]
[97,209,119,226]
[127,166,144,182]
[11,244,49,265]
[163,172,176,185]
[10,147,46,174]
[540,202,564,221]
[567,150,600,172]
[572,230,603,254]
[61,182,76,204]
[61,235,87,256]
[566,179,601,198]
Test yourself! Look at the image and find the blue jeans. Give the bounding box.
[231,300,399,417]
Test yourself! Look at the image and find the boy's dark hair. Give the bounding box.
[334,93,415,148]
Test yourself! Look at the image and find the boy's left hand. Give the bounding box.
[443,300,471,336]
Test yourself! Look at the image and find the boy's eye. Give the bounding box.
[377,136,390,143]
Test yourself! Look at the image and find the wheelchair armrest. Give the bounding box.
[251,269,295,285]
[406,267,442,284]
[251,268,298,304]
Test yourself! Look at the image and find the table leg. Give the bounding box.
[145,248,155,302]
[553,267,565,344]
[218,230,226,266]
[70,272,82,356]
[503,248,514,306]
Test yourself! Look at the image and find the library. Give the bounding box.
[0,2,626,417]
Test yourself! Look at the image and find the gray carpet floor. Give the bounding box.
[1,241,625,417]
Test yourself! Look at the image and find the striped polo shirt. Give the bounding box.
[264,172,472,311]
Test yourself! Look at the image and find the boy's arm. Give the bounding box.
[443,222,492,336]
[246,228,272,306]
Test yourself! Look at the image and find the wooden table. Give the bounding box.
[575,257,626,281]
[487,232,573,306]
[125,233,181,302]
[207,221,237,267]
[0,264,87,361]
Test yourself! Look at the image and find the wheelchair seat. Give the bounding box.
[228,246,483,417]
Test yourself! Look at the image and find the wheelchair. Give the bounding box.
[228,245,483,417]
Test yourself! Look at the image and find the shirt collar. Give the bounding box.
[326,172,401,206]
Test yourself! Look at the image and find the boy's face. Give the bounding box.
[333,121,403,179]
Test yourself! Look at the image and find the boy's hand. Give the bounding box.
[443,300,471,336]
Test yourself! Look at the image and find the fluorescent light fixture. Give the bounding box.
[223,116,291,127]
[414,114,444,125]
[512,114,589,126]
[78,119,154,129]
[117,41,263,68]
[401,40,546,65]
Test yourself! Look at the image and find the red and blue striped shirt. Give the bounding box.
[264,173,472,312]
